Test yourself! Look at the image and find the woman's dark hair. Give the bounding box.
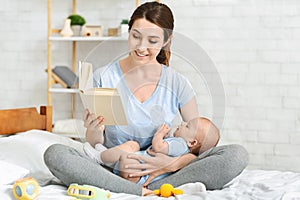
[128,1,174,66]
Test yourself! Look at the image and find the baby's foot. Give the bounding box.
[83,142,103,164]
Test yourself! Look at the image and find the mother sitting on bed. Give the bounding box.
[44,1,248,196]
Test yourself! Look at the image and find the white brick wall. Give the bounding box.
[1,0,300,172]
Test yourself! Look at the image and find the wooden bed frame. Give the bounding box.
[0,106,52,135]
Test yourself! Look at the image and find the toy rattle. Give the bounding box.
[13,177,39,200]
[68,183,110,200]
[154,183,184,198]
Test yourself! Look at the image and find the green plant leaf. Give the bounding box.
[121,19,129,24]
[67,14,86,26]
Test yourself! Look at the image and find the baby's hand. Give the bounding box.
[156,124,171,137]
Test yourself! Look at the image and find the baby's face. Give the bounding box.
[173,118,199,142]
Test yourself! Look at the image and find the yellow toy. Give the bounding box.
[67,183,110,200]
[13,177,39,200]
[154,183,184,198]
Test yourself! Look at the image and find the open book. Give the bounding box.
[79,62,128,125]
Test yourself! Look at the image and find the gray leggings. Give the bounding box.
[44,143,248,196]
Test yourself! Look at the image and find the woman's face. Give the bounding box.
[128,18,166,65]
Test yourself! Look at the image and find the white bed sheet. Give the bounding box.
[1,130,300,200]
[2,170,300,200]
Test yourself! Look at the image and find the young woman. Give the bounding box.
[44,2,248,196]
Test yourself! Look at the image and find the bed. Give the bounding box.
[1,106,300,200]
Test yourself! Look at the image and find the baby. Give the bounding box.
[84,117,220,185]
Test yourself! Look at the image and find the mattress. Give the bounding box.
[1,130,299,200]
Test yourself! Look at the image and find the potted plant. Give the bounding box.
[67,14,86,36]
[119,19,129,37]
[121,19,129,25]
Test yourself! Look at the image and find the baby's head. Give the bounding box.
[173,117,220,155]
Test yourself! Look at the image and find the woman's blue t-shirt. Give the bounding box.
[93,61,195,150]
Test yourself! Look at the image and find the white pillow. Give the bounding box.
[0,161,29,185]
[53,119,86,139]
[0,130,84,178]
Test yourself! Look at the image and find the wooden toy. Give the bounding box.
[68,183,110,200]
[13,177,39,200]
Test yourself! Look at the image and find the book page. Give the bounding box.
[83,88,116,95]
[79,62,128,125]
[79,61,93,90]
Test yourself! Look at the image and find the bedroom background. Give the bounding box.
[0,0,299,173]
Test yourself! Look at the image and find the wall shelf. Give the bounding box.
[49,35,128,42]
[49,88,80,94]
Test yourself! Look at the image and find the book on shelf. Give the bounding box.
[52,66,78,88]
[79,61,128,125]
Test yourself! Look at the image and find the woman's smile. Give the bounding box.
[135,50,149,58]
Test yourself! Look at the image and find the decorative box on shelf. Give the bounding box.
[82,25,103,37]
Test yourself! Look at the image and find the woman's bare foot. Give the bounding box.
[142,187,153,196]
